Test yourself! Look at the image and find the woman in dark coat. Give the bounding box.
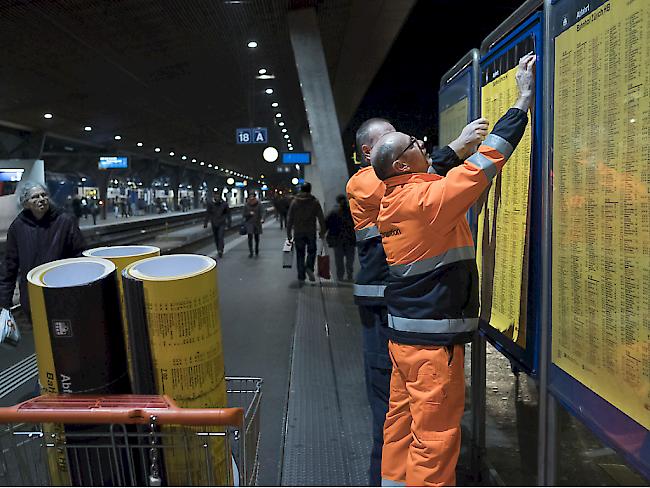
[243,194,264,258]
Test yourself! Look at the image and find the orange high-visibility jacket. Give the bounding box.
[346,147,461,306]
[377,108,528,345]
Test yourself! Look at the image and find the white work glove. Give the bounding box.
[0,308,20,347]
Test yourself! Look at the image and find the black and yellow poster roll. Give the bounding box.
[122,254,230,485]
[27,257,130,485]
[83,245,160,383]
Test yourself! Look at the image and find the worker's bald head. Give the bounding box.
[355,118,396,165]
[371,131,429,180]
[371,132,410,180]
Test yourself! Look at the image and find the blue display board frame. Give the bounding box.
[438,49,480,234]
[478,12,544,377]
[544,0,649,479]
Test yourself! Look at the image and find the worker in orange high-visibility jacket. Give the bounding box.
[347,117,489,486]
[371,53,536,487]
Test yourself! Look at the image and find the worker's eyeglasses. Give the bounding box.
[395,136,424,161]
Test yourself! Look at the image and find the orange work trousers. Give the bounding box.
[381,341,465,487]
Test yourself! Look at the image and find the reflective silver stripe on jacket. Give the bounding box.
[387,315,478,334]
[467,152,498,182]
[484,133,514,158]
[355,225,380,241]
[353,284,385,297]
[467,133,513,183]
[389,246,475,278]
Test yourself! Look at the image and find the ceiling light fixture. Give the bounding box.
[169,151,175,156]
[137,142,143,147]
[181,155,187,160]
[271,102,279,108]
[265,88,274,95]
[227,177,235,185]
[208,164,213,167]
[43,113,53,119]
[275,113,282,118]
[278,122,285,127]
[84,126,92,131]
[154,147,161,152]
[281,128,287,133]
[114,135,122,140]
[258,68,267,75]
[291,177,299,185]
[192,158,197,163]
[247,41,258,48]
[284,135,289,139]
[200,162,205,165]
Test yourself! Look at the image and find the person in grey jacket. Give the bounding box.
[287,182,325,283]
[243,193,264,258]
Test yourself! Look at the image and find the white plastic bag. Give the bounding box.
[0,308,20,347]
[282,239,293,269]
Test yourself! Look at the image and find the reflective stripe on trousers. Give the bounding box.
[387,315,478,334]
[381,478,406,486]
[354,283,386,298]
[388,246,475,278]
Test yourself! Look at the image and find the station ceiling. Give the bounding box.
[0,0,414,184]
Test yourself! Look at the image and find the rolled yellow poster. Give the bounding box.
[122,254,230,485]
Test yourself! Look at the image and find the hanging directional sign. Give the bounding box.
[236,127,268,144]
[236,128,252,144]
[252,127,268,144]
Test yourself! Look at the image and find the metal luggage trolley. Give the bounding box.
[0,377,262,487]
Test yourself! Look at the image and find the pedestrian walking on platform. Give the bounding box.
[371,54,535,487]
[243,193,263,258]
[325,194,356,282]
[286,182,325,284]
[0,181,85,322]
[204,188,230,258]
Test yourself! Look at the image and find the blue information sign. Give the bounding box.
[236,128,252,144]
[252,127,268,144]
[281,152,311,164]
[98,156,128,169]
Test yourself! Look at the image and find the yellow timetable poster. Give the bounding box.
[439,97,468,146]
[552,0,650,430]
[476,65,533,348]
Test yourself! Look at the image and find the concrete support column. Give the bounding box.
[289,7,349,214]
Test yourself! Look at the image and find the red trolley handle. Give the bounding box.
[0,394,244,427]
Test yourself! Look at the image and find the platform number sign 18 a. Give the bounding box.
[236,128,252,144]
[236,127,268,144]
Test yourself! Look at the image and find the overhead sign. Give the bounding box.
[236,127,268,144]
[98,156,128,169]
[281,152,311,164]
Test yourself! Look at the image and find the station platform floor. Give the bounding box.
[0,218,646,486]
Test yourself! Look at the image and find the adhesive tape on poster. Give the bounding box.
[83,245,160,381]
[27,257,131,485]
[122,254,229,485]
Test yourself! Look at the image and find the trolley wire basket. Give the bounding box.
[0,377,262,487]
